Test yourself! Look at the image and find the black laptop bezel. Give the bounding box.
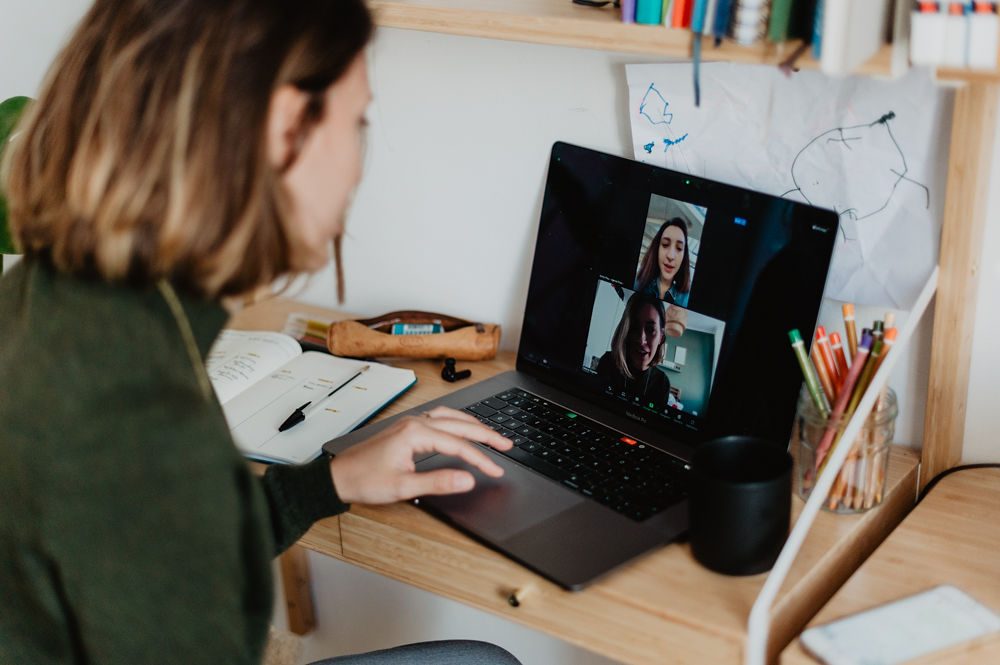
[514,141,839,451]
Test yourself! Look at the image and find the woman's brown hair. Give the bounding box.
[610,292,666,380]
[1,0,372,298]
[634,217,691,297]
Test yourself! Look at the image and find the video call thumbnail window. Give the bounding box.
[582,280,725,418]
[633,193,708,309]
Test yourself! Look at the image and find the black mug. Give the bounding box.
[689,435,792,576]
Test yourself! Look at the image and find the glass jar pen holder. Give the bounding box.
[793,387,898,514]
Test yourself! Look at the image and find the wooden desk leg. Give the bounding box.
[279,544,316,635]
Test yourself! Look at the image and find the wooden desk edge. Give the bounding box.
[294,448,919,664]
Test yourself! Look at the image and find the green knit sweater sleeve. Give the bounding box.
[260,456,350,554]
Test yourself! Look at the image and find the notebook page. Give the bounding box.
[222,351,416,464]
[206,330,302,405]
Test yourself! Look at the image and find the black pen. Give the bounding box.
[278,365,370,432]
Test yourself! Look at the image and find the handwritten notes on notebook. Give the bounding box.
[206,330,416,464]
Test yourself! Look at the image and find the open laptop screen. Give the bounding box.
[517,142,838,447]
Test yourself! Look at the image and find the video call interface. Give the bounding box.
[518,143,838,445]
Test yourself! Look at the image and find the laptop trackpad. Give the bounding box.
[415,447,583,542]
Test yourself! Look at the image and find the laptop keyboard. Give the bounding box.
[465,389,690,522]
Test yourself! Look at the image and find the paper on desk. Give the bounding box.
[626,63,953,308]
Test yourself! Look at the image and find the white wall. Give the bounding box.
[4,5,1000,664]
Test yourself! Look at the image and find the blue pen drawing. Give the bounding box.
[639,84,673,126]
[663,134,689,152]
[637,82,693,171]
[781,111,929,240]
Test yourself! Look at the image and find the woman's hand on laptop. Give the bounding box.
[328,406,513,504]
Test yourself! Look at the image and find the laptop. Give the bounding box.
[324,142,838,590]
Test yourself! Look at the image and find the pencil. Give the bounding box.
[872,320,885,343]
[845,338,884,419]
[815,326,842,386]
[811,345,837,405]
[876,328,898,409]
[814,332,873,473]
[843,303,858,358]
[830,332,850,378]
[789,329,831,416]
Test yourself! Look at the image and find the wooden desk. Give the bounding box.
[231,297,921,664]
[782,467,1000,664]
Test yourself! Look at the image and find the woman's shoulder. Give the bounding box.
[634,277,657,297]
[668,286,689,308]
[1,260,225,443]
[595,351,616,375]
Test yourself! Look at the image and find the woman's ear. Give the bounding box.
[267,85,311,171]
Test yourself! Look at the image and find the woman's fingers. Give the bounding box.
[398,468,476,499]
[423,405,479,424]
[420,415,513,452]
[403,419,505,478]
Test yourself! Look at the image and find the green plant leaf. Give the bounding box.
[0,96,33,256]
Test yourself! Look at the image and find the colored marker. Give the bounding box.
[843,303,858,358]
[815,326,842,386]
[814,332,873,472]
[884,312,896,330]
[830,332,850,378]
[789,329,831,416]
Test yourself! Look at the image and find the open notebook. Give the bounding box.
[206,330,417,464]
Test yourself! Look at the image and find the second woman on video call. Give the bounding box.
[634,217,692,308]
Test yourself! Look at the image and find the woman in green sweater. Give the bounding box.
[0,2,520,664]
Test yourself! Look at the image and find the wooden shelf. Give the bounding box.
[370,0,895,76]
[935,66,1000,84]
[371,1,1000,82]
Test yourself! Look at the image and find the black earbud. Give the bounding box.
[441,357,471,383]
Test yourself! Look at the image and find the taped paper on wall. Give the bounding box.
[626,63,953,308]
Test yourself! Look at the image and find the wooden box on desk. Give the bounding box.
[232,298,920,665]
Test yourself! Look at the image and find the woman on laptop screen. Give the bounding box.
[634,217,692,307]
[596,292,672,409]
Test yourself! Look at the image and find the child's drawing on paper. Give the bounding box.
[626,63,950,306]
[781,112,930,242]
[639,83,688,154]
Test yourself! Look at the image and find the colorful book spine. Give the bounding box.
[636,0,664,24]
[767,0,794,42]
[713,0,736,41]
[622,0,637,23]
[812,0,825,58]
[672,0,690,27]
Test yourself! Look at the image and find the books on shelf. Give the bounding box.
[614,0,999,76]
[206,329,416,464]
[819,0,891,75]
